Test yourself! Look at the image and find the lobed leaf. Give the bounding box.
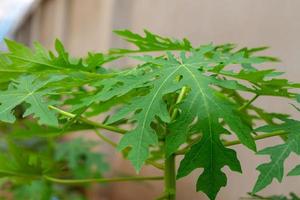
[253,119,300,193]
[0,75,65,126]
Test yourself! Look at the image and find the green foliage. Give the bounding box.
[0,75,65,126]
[288,165,300,176]
[246,193,300,200]
[13,180,52,200]
[55,138,109,178]
[0,138,107,200]
[0,29,299,200]
[177,124,241,200]
[110,29,192,54]
[253,119,300,193]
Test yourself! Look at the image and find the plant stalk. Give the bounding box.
[43,175,164,184]
[164,154,176,200]
[238,94,259,111]
[163,86,187,200]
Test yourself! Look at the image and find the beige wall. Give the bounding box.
[13,0,300,199]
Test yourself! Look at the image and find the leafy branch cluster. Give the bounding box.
[0,30,300,200]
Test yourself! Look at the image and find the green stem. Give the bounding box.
[223,130,286,147]
[176,130,287,155]
[162,86,187,200]
[43,175,164,185]
[146,160,165,170]
[48,105,127,134]
[94,129,117,147]
[238,94,259,111]
[164,154,176,200]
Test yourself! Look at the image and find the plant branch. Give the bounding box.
[43,175,164,185]
[176,130,287,155]
[49,105,127,134]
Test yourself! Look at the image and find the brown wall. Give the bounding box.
[13,0,300,199]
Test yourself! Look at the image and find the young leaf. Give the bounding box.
[0,75,64,126]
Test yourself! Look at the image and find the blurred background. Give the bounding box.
[0,0,300,199]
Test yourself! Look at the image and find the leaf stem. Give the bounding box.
[43,175,164,185]
[94,129,117,147]
[49,105,127,134]
[223,130,286,147]
[176,130,287,155]
[146,160,165,170]
[238,94,259,111]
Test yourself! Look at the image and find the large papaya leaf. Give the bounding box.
[108,52,255,172]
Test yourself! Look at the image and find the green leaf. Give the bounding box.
[13,180,52,200]
[0,54,24,86]
[296,94,300,103]
[177,122,241,200]
[110,29,192,54]
[216,69,299,98]
[73,67,153,112]
[253,119,300,193]
[4,39,116,73]
[0,141,55,179]
[246,192,300,200]
[8,121,92,139]
[55,138,109,178]
[0,75,65,126]
[288,165,300,176]
[109,52,255,172]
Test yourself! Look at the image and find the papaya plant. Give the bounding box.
[0,29,300,200]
